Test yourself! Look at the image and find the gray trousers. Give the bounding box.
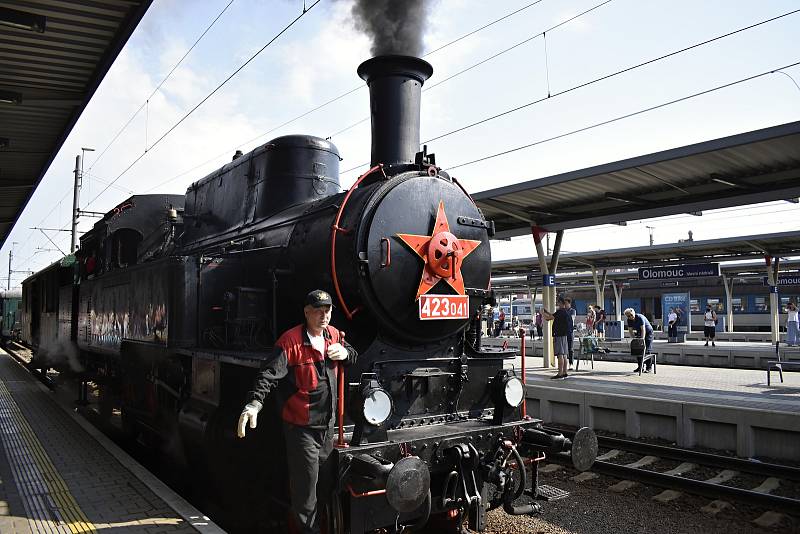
[284,422,334,534]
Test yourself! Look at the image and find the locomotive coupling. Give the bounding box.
[521,426,598,472]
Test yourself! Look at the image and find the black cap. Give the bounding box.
[305,289,332,308]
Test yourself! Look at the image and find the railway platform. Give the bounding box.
[484,336,800,370]
[521,359,800,463]
[0,348,223,534]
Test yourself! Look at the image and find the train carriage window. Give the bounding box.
[690,299,700,312]
[706,298,724,312]
[754,297,768,312]
[781,297,792,313]
[732,298,744,312]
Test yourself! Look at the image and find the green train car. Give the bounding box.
[1,289,22,341]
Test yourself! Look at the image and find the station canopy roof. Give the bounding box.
[473,121,800,238]
[491,231,800,280]
[0,0,152,249]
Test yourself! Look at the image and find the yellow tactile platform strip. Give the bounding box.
[0,380,95,533]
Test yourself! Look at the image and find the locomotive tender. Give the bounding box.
[19,55,595,532]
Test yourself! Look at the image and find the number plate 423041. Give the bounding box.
[418,294,470,320]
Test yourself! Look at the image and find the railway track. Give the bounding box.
[547,428,800,516]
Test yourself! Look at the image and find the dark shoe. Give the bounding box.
[633,367,642,373]
[644,368,652,373]
[704,342,708,346]
[712,342,716,347]
[550,374,562,380]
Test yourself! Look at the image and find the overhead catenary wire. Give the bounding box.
[6,1,238,262]
[340,6,800,175]
[84,0,323,210]
[423,7,800,145]
[330,0,616,141]
[141,0,555,194]
[14,5,794,270]
[88,0,237,173]
[445,60,800,171]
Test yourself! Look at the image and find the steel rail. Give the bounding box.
[547,427,800,481]
[558,456,800,515]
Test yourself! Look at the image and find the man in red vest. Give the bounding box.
[237,289,357,534]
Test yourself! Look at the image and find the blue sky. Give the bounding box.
[3,0,799,286]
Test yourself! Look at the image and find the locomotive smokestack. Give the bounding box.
[357,55,433,170]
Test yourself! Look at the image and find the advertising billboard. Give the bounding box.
[662,292,690,338]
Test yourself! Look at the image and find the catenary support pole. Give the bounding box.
[6,248,11,290]
[71,155,81,253]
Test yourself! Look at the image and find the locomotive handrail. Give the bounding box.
[330,164,386,320]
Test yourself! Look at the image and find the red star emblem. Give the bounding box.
[397,201,482,300]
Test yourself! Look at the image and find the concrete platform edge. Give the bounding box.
[526,384,800,461]
[28,377,227,534]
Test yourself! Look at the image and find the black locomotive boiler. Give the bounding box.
[21,55,596,532]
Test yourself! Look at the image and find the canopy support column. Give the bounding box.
[532,226,563,368]
[591,267,608,308]
[765,256,781,344]
[612,281,624,338]
[722,273,734,333]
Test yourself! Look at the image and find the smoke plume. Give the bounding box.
[351,0,430,57]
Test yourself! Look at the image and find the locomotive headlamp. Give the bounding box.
[503,376,524,408]
[355,375,392,426]
[350,374,393,446]
[491,370,525,424]
[363,386,392,426]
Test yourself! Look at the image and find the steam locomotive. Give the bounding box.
[17,55,596,532]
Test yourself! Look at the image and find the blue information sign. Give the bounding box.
[762,275,800,286]
[662,292,690,335]
[543,274,555,286]
[639,263,719,280]
[768,285,780,294]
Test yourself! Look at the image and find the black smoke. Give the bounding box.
[351,0,430,56]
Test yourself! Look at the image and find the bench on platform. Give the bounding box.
[767,342,800,385]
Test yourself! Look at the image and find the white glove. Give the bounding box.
[237,401,262,438]
[327,342,348,361]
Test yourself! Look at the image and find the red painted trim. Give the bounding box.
[531,225,548,245]
[519,327,526,419]
[330,165,385,320]
[347,485,386,498]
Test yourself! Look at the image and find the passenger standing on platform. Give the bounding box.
[703,304,717,347]
[586,305,596,335]
[542,298,573,379]
[566,298,577,370]
[624,308,654,373]
[237,289,357,534]
[595,307,606,339]
[667,307,678,340]
[786,302,799,346]
[535,308,543,340]
[496,309,506,337]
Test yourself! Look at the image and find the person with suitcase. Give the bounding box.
[625,308,654,373]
